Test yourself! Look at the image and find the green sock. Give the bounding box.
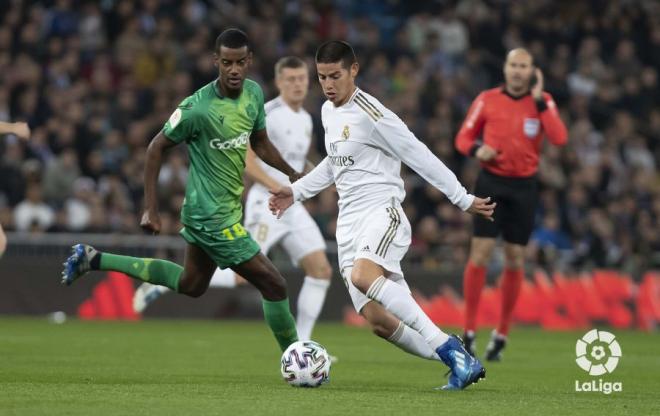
[98,253,183,292]
[262,298,299,352]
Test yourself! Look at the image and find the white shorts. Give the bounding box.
[336,203,412,312]
[244,186,326,266]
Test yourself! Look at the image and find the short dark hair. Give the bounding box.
[215,28,250,52]
[315,40,356,69]
[275,56,307,76]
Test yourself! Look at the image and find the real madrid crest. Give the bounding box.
[342,125,350,140]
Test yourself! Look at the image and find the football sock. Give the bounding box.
[463,261,486,332]
[387,321,441,361]
[262,298,299,352]
[366,276,449,350]
[497,268,524,336]
[296,276,330,340]
[96,253,182,291]
[208,267,237,288]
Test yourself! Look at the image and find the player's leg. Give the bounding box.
[294,250,332,340]
[462,236,496,355]
[462,170,502,354]
[280,211,331,340]
[352,258,484,389]
[340,265,438,361]
[486,177,536,361]
[231,253,298,351]
[62,240,215,297]
[0,224,6,259]
[350,205,484,389]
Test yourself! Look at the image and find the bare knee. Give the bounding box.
[300,252,333,280]
[504,243,525,270]
[178,277,208,298]
[469,238,496,267]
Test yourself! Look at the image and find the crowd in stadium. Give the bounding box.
[1,0,659,274]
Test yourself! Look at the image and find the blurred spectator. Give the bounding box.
[0,0,658,275]
[14,183,54,232]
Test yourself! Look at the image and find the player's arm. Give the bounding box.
[250,128,301,183]
[0,121,30,140]
[142,101,195,234]
[532,69,568,146]
[244,145,283,190]
[373,114,495,220]
[141,132,178,234]
[269,157,334,219]
[455,93,489,158]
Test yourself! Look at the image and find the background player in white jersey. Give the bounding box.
[269,41,496,390]
[133,57,333,342]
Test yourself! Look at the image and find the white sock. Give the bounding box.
[209,268,237,288]
[366,276,449,350]
[296,276,331,340]
[387,321,441,361]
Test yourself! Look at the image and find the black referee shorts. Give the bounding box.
[472,169,538,246]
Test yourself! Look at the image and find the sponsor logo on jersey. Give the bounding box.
[328,155,355,167]
[209,132,250,150]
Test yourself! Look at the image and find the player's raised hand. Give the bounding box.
[467,196,496,221]
[140,209,162,234]
[531,68,544,100]
[269,186,294,219]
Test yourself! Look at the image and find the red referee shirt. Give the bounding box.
[455,87,568,178]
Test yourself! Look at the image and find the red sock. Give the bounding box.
[463,261,486,332]
[497,268,524,336]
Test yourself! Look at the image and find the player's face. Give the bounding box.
[316,61,358,105]
[214,46,252,93]
[277,66,309,105]
[504,51,534,93]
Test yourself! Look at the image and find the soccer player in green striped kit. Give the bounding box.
[62,29,299,352]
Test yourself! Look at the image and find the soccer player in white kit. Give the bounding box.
[269,41,495,390]
[133,57,334,342]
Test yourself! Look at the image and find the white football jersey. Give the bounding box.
[291,87,474,218]
[253,96,313,192]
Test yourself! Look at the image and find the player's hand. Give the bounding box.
[12,122,30,140]
[140,209,162,234]
[288,172,303,183]
[268,186,294,219]
[467,196,496,221]
[531,68,544,100]
[475,145,498,162]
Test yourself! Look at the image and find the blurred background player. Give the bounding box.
[270,40,496,390]
[133,56,334,343]
[61,29,302,353]
[0,121,30,258]
[455,48,568,361]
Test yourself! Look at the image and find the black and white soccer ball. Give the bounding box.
[280,340,331,387]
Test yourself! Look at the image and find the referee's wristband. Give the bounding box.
[469,144,481,157]
[535,98,548,112]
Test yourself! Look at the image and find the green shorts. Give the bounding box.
[180,222,261,269]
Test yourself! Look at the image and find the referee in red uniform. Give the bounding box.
[454,48,568,360]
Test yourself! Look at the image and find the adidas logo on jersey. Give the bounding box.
[209,132,249,150]
[360,245,370,252]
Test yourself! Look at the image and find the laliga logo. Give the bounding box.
[575,329,621,375]
[574,329,623,395]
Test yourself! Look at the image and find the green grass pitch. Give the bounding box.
[1,317,658,415]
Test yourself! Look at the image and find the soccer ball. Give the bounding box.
[280,340,331,387]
